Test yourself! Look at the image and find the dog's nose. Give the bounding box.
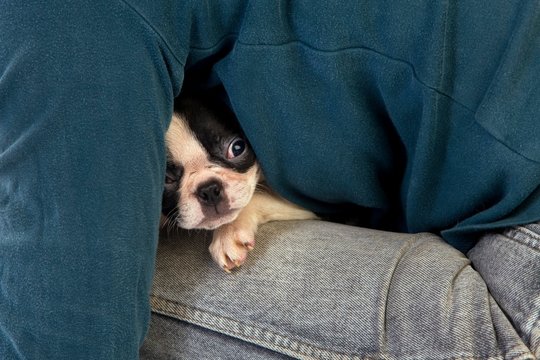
[196,181,223,206]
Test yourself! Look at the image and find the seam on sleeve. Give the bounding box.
[119,0,186,68]
[236,38,476,114]
[474,120,540,165]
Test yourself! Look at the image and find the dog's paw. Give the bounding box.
[209,223,256,272]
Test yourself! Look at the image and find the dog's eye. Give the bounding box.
[164,164,183,187]
[227,138,246,159]
[165,174,177,185]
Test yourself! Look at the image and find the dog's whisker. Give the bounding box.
[162,208,181,236]
[160,95,317,272]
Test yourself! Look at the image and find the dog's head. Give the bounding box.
[162,97,260,230]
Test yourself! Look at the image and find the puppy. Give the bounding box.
[162,96,317,272]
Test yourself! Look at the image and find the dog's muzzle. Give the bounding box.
[196,180,223,208]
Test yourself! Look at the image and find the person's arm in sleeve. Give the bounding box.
[0,1,184,357]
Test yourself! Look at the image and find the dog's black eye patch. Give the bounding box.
[164,162,183,190]
[204,134,256,173]
[162,162,183,217]
[175,96,257,173]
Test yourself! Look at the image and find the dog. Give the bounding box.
[162,95,318,272]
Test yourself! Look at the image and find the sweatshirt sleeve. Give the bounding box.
[0,1,184,358]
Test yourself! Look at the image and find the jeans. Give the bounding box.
[140,220,539,359]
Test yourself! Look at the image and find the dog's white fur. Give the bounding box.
[165,113,317,272]
[210,187,317,271]
[166,114,261,230]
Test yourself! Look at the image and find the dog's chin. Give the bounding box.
[180,209,241,231]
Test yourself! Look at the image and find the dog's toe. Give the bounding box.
[241,237,255,250]
[210,224,255,272]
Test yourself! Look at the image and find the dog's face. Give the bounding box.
[162,98,260,230]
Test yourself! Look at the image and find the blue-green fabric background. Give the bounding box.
[1,0,539,358]
[0,1,184,358]
[178,0,540,250]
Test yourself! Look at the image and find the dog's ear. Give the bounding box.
[176,84,231,113]
[175,91,241,134]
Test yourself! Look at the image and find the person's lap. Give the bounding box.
[141,221,537,359]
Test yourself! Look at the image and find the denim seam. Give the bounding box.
[532,317,540,357]
[513,226,540,241]
[150,295,368,360]
[150,294,512,360]
[487,297,537,360]
[504,226,540,357]
[493,229,540,356]
[501,227,540,253]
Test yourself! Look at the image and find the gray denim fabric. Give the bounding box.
[140,313,292,360]
[140,221,537,359]
[468,223,540,357]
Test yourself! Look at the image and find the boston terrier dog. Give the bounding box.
[162,96,317,272]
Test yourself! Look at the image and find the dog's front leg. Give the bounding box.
[209,191,317,272]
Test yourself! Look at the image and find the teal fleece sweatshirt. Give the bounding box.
[1,1,539,358]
